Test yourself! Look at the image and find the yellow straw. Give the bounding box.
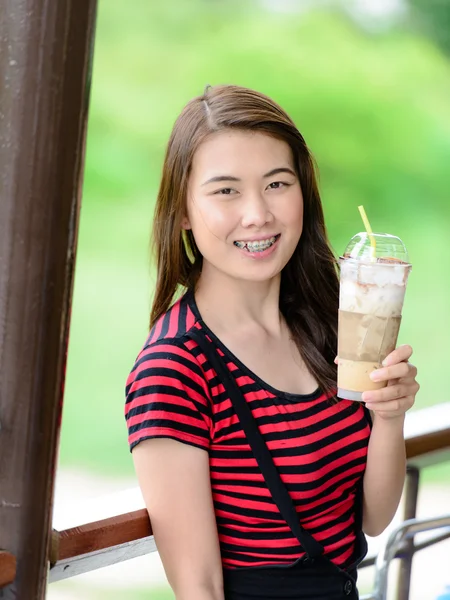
[358,205,377,261]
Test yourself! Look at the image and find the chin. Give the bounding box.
[233,267,283,283]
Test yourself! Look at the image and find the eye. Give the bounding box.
[267,181,288,190]
[214,187,235,195]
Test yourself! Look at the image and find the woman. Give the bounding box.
[125,85,419,600]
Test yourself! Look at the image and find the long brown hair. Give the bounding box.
[151,84,339,394]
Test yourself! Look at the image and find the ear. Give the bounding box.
[181,215,191,230]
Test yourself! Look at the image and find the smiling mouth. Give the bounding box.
[233,234,281,252]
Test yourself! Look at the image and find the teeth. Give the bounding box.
[234,236,277,251]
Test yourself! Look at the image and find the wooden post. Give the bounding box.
[0,553,16,589]
[0,1,97,598]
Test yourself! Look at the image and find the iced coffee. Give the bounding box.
[337,233,411,401]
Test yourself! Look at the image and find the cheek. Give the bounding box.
[279,193,304,227]
[189,198,236,239]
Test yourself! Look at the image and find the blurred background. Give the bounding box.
[49,0,450,598]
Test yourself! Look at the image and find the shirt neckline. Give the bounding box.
[185,289,323,403]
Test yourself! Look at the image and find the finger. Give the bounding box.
[370,362,417,384]
[334,356,338,365]
[400,379,420,396]
[365,396,415,414]
[362,382,417,404]
[382,344,413,367]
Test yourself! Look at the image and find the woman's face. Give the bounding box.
[184,129,304,284]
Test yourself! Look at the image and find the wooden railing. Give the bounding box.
[45,402,450,595]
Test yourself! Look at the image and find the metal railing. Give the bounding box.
[361,513,450,600]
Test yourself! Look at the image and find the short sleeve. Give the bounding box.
[125,338,212,452]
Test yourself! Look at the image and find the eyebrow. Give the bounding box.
[201,167,296,186]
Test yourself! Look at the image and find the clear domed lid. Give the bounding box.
[342,232,410,264]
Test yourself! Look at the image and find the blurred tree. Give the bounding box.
[408,0,450,55]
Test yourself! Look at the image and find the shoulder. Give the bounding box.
[125,328,213,453]
[145,292,199,346]
[126,332,206,393]
[127,291,208,391]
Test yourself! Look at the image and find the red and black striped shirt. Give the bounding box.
[125,290,371,570]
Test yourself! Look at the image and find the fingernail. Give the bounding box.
[382,358,388,367]
[370,371,381,381]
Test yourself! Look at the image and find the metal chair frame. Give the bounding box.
[360,514,450,600]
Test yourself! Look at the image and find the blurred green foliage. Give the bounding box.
[58,0,450,478]
[49,582,174,600]
[408,0,450,56]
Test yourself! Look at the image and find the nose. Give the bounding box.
[240,192,274,229]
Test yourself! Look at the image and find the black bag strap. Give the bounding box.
[188,327,324,559]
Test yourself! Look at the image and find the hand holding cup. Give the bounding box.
[361,344,419,419]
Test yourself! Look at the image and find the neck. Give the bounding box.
[194,265,283,337]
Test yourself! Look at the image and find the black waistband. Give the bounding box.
[223,555,359,600]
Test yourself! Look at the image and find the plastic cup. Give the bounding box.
[337,232,412,401]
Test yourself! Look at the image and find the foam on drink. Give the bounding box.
[340,260,409,317]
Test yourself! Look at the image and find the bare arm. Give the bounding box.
[360,344,419,537]
[362,415,406,537]
[132,438,224,600]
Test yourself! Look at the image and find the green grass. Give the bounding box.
[57,0,450,480]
